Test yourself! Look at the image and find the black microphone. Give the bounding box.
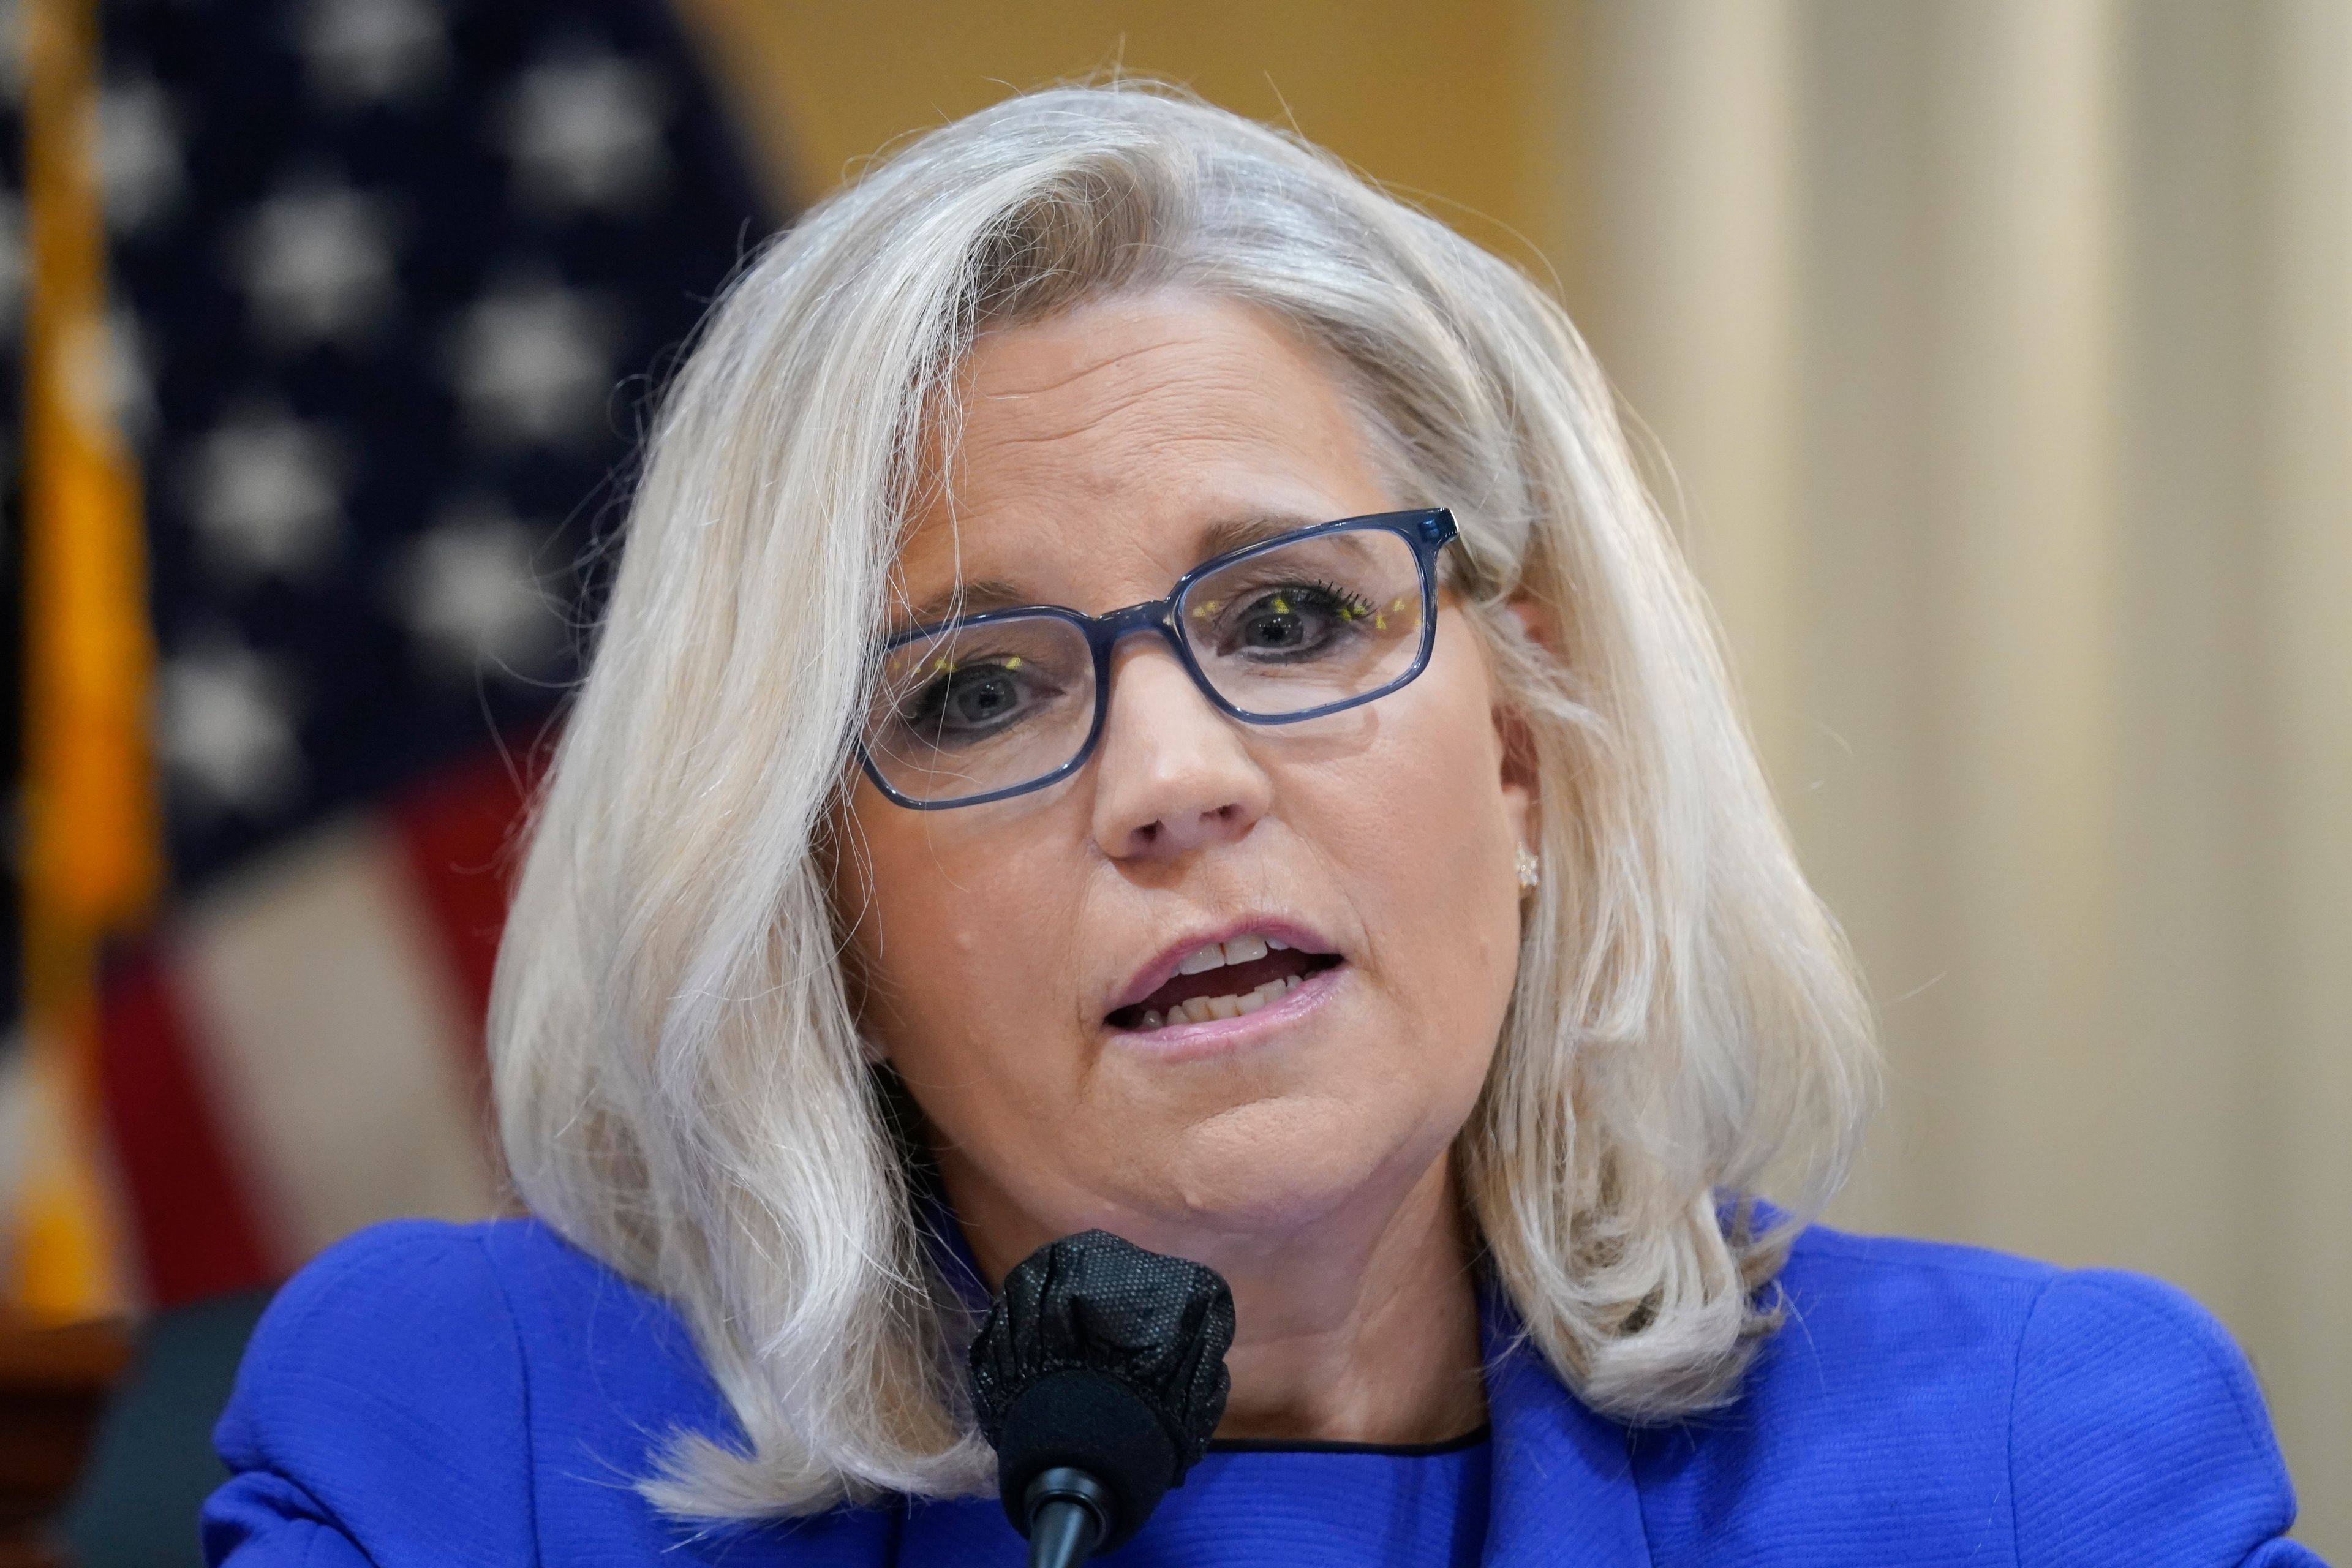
[968,1230,1235,1568]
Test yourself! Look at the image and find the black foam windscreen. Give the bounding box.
[970,1230,1235,1553]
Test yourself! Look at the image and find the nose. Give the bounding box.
[1087,636,1272,862]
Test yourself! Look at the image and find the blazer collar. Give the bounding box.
[1479,1290,1654,1566]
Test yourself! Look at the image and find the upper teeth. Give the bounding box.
[1175,933,1287,974]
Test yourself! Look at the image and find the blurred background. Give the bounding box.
[0,0,2342,1560]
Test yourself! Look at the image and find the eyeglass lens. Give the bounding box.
[862,524,1429,805]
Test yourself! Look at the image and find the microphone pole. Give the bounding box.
[969,1230,1235,1568]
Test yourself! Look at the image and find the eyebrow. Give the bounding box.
[892,510,1330,631]
[894,576,1031,631]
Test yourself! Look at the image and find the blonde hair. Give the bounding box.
[490,83,1876,1519]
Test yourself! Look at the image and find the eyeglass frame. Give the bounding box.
[855,506,1461,810]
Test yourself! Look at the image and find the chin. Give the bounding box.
[1137,1099,1438,1241]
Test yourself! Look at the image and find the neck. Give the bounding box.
[1204,1155,1486,1445]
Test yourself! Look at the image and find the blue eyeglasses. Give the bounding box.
[857,507,1459,809]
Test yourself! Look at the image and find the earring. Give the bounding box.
[1515,844,1541,892]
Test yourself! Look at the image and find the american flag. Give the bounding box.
[0,0,769,1310]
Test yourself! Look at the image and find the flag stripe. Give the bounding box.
[98,955,279,1305]
[175,821,502,1259]
[383,744,543,1085]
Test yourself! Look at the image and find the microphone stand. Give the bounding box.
[1021,1467,1115,1568]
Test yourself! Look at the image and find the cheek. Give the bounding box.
[838,799,1091,1106]
[1289,623,1524,1081]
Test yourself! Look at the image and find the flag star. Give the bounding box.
[449,274,618,447]
[299,0,448,107]
[393,499,565,683]
[499,50,668,214]
[108,309,159,444]
[237,179,399,347]
[95,76,184,233]
[161,637,305,819]
[185,406,347,579]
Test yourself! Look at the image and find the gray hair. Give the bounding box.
[489,82,1877,1520]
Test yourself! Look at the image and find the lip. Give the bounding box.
[1107,958,1348,1063]
[1107,916,1344,1018]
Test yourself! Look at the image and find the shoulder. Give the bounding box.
[1999,1262,2307,1562]
[1628,1224,2312,1565]
[1775,1227,2284,1474]
[205,1217,744,1565]
[216,1216,643,1430]
[222,1216,551,1389]
[205,1219,544,1562]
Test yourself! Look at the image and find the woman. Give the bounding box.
[203,86,2314,1564]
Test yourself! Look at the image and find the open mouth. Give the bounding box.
[1107,933,1344,1032]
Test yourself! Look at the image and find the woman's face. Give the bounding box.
[833,290,1533,1280]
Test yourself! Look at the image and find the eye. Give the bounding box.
[898,657,1058,743]
[1215,581,1379,659]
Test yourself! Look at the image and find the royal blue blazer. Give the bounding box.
[203,1216,2320,1565]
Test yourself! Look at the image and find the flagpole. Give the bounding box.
[10,0,158,1323]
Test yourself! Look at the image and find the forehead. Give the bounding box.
[891,291,1394,623]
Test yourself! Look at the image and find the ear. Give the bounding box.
[1491,597,1550,851]
[1499,592,1562,662]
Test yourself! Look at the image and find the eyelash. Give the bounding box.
[1216,579,1380,633]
